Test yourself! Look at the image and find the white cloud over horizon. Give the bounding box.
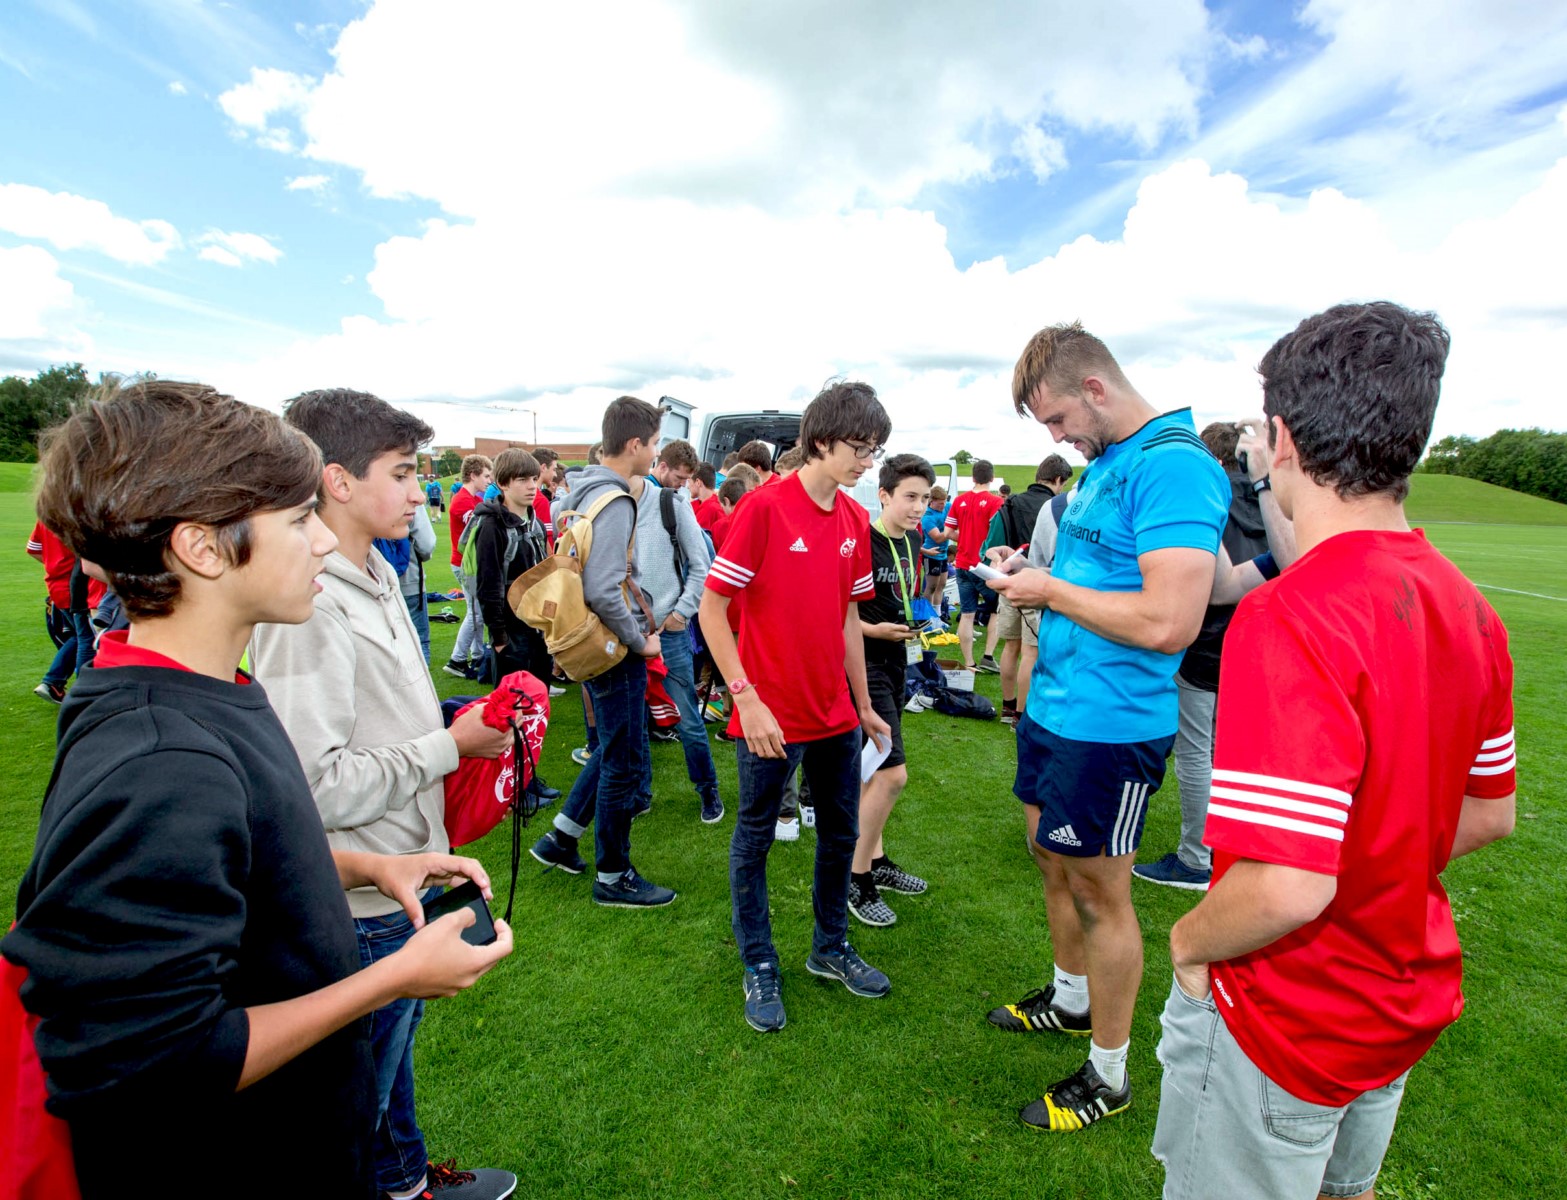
[0,183,180,266]
[3,0,1564,465]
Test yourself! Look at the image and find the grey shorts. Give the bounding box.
[1151,976,1409,1200]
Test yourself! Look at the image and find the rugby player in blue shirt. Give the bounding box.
[986,322,1229,1134]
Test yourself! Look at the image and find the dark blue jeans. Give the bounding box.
[655,628,718,802]
[731,726,863,968]
[354,890,441,1194]
[556,654,649,876]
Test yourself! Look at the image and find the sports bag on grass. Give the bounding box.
[509,490,654,682]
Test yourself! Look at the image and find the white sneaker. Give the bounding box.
[548,685,566,697]
[800,806,816,829]
[775,817,800,842]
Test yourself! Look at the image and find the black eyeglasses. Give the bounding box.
[844,440,885,462]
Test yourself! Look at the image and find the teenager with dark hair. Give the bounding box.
[530,397,677,907]
[700,380,894,1033]
[1152,302,1514,1199]
[848,453,936,927]
[987,323,1228,1134]
[249,389,516,1199]
[736,439,776,485]
[4,380,510,1200]
[473,449,551,689]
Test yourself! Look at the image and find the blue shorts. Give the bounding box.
[956,568,997,616]
[1013,715,1174,857]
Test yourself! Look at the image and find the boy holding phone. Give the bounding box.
[2,380,512,1199]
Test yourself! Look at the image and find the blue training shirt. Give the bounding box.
[1028,408,1228,743]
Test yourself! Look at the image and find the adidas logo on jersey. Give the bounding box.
[789,537,809,552]
[1047,824,1083,847]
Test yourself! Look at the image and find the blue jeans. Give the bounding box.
[354,891,441,1194]
[403,589,431,663]
[657,629,719,802]
[555,655,649,876]
[42,609,96,687]
[452,565,483,663]
[731,726,862,968]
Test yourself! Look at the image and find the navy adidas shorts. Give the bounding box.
[1013,715,1174,858]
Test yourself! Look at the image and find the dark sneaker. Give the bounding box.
[592,868,676,908]
[872,858,927,895]
[700,791,725,824]
[976,655,1001,674]
[441,659,471,679]
[1019,1060,1130,1132]
[529,831,586,875]
[716,727,739,742]
[629,797,652,822]
[1000,703,1019,728]
[526,776,562,802]
[650,725,678,743]
[847,878,897,927]
[1132,851,1211,891]
[742,961,786,1032]
[805,943,890,997]
[33,682,65,704]
[423,1159,518,1199]
[986,984,1092,1035]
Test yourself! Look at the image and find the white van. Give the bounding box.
[660,395,956,522]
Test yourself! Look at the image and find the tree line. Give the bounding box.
[0,363,91,462]
[1419,428,1567,506]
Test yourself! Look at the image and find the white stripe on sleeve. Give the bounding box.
[1208,804,1346,842]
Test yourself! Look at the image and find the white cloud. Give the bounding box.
[0,244,77,339]
[1012,126,1068,184]
[217,66,315,152]
[168,80,188,96]
[0,183,180,265]
[218,0,1214,217]
[285,174,330,193]
[195,230,283,267]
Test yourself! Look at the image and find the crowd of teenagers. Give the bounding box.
[6,299,1517,1200]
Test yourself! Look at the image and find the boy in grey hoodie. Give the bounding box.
[529,397,677,908]
[249,390,517,1200]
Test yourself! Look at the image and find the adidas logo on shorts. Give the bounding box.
[1047,824,1083,847]
[789,537,808,552]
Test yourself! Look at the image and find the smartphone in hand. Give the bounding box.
[421,880,498,947]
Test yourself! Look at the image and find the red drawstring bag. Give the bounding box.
[1,947,82,1200]
[443,671,551,850]
[645,654,680,728]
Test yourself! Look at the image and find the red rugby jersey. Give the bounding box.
[705,473,874,743]
[1207,530,1515,1106]
[449,486,480,566]
[944,488,1003,570]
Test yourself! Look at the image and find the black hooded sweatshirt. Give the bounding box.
[2,662,376,1199]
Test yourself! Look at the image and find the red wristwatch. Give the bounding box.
[728,677,753,696]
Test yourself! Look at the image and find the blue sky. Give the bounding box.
[3,0,1565,459]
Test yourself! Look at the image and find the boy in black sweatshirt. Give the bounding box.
[1,380,512,1200]
[473,447,550,686]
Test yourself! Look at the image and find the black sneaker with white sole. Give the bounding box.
[700,790,725,824]
[529,831,586,875]
[871,857,927,895]
[985,984,1092,1036]
[591,868,676,908]
[805,942,890,997]
[1018,1060,1130,1132]
[742,962,786,1032]
[847,878,897,927]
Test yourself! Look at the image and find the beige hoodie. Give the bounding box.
[249,548,456,918]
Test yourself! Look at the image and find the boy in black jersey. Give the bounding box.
[849,453,936,927]
[2,380,512,1200]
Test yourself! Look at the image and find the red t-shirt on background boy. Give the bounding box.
[944,487,1003,570]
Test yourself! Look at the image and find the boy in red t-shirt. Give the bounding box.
[1153,303,1516,1199]
[944,460,1005,670]
[27,522,106,702]
[699,381,894,1033]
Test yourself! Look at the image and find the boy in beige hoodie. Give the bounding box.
[250,389,516,1200]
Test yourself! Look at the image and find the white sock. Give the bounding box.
[387,1177,428,1200]
[1089,1039,1129,1090]
[1052,964,1089,1014]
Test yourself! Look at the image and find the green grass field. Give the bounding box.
[2,460,1563,1198]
